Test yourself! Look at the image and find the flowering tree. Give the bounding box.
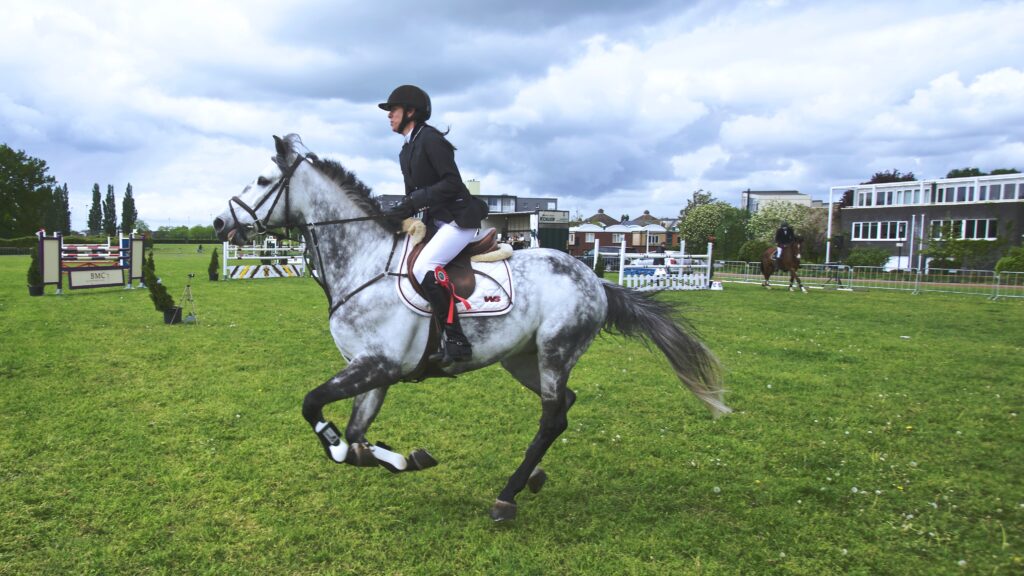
[747,200,829,261]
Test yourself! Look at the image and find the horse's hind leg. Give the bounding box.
[501,353,578,495]
[491,342,587,522]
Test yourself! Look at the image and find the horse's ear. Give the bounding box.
[273,135,288,159]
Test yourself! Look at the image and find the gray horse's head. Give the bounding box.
[214,134,389,246]
[214,134,309,246]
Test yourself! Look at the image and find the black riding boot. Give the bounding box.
[421,271,472,366]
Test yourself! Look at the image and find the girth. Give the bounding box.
[406,227,498,299]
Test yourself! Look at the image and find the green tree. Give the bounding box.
[121,183,138,234]
[680,189,715,223]
[862,169,915,184]
[737,239,772,262]
[945,167,985,179]
[88,183,102,234]
[156,225,190,240]
[746,200,809,242]
[679,201,747,258]
[102,184,117,236]
[995,247,1024,273]
[989,168,1020,175]
[746,201,829,262]
[57,183,71,234]
[189,224,215,240]
[42,183,71,235]
[0,144,57,237]
[845,247,891,267]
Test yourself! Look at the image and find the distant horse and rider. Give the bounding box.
[760,221,807,292]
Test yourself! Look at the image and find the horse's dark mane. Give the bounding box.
[307,156,400,233]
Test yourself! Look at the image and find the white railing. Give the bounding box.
[618,242,713,291]
[713,260,1024,298]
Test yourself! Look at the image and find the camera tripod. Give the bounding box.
[180,274,199,324]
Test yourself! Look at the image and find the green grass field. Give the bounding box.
[1,245,1022,575]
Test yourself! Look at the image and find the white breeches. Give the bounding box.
[775,246,783,258]
[413,221,481,282]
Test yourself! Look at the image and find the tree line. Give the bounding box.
[1,143,138,237]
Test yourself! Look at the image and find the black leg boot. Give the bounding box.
[421,272,473,366]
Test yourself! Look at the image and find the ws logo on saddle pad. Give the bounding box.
[395,234,515,317]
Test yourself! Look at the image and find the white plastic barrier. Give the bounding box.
[221,241,306,280]
[618,241,713,291]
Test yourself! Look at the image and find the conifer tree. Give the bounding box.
[102,184,117,236]
[88,184,102,234]
[121,183,138,234]
[59,183,71,234]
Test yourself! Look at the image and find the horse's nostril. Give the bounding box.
[213,217,225,232]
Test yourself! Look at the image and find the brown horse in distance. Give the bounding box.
[760,237,807,292]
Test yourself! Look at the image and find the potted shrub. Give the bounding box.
[142,251,180,324]
[27,246,44,296]
[208,247,219,281]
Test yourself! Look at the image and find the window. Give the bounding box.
[852,220,908,241]
[611,233,624,243]
[585,233,595,243]
[957,186,967,202]
[568,233,576,245]
[931,219,998,240]
[979,186,988,201]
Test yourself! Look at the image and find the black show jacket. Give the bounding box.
[399,124,488,229]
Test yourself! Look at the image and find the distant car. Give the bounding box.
[582,246,623,258]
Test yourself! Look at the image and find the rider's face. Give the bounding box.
[387,106,416,134]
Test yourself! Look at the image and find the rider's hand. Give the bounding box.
[408,188,430,210]
[384,198,415,220]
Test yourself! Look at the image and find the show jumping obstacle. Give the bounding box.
[36,231,144,293]
[617,241,714,291]
[220,240,306,280]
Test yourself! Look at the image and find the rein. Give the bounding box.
[229,151,404,318]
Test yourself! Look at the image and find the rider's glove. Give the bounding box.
[408,188,431,210]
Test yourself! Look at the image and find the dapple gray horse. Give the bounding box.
[214,134,730,521]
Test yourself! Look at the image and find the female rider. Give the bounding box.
[380,85,488,365]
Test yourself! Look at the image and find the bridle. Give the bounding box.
[227,151,404,318]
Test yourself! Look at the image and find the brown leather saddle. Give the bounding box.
[406,227,498,299]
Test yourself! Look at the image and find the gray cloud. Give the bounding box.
[1,0,1022,229]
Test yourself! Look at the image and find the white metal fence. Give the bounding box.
[713,261,1024,299]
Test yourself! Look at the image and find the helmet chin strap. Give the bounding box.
[398,109,417,136]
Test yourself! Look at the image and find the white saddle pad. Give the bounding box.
[395,235,515,317]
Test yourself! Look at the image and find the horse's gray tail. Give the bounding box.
[601,281,731,417]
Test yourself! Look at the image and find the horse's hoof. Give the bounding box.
[527,467,547,493]
[406,449,438,471]
[345,442,379,467]
[801,287,808,293]
[490,499,517,522]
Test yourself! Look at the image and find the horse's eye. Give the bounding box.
[257,176,271,186]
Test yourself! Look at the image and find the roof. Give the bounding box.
[584,209,619,227]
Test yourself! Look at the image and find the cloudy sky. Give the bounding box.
[2,0,1023,230]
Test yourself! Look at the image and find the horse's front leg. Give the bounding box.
[301,354,402,467]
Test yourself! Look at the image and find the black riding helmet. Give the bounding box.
[378,85,432,121]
